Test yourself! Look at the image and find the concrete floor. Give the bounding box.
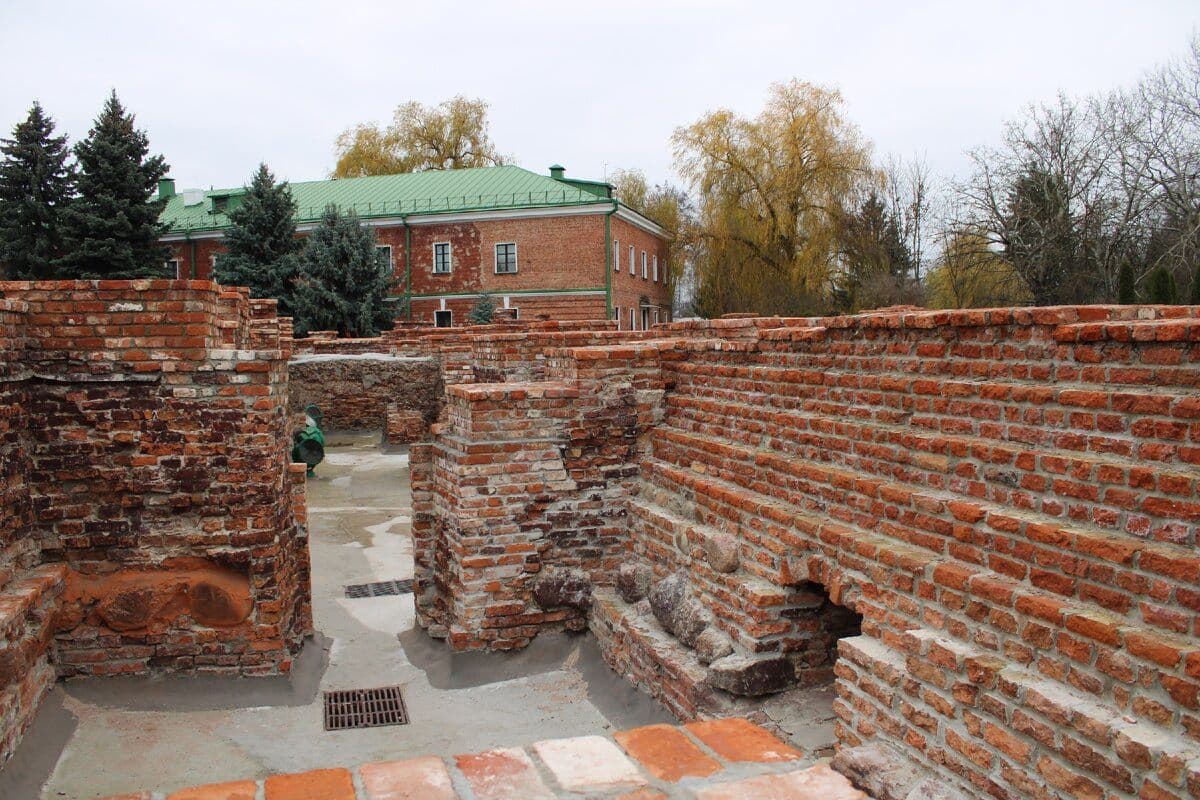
[25,435,673,800]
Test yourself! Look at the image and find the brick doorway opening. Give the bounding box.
[788,581,862,688]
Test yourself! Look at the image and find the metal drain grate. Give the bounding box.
[324,686,409,731]
[344,579,413,598]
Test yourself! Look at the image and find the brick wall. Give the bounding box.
[288,354,441,432]
[0,280,312,766]
[416,304,1200,800]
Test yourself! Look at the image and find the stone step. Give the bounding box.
[651,424,1200,628]
[627,493,825,655]
[836,629,1200,800]
[672,346,1200,400]
[901,628,1200,799]
[665,389,1200,496]
[637,452,1200,724]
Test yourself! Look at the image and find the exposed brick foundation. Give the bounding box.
[287,353,441,432]
[416,305,1200,800]
[0,280,312,766]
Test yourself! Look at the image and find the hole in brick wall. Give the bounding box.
[785,581,863,684]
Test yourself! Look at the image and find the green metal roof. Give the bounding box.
[158,165,615,234]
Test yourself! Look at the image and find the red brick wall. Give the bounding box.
[165,209,671,326]
[416,304,1200,800]
[0,280,312,762]
[610,216,671,330]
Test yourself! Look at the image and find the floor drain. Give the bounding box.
[344,579,413,598]
[324,686,409,731]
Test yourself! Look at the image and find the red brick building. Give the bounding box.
[159,165,672,328]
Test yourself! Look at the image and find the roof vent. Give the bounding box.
[181,189,205,206]
[549,164,565,180]
[157,178,175,199]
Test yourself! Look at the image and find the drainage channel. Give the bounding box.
[344,578,413,598]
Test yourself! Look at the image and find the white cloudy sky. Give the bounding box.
[1,1,1196,194]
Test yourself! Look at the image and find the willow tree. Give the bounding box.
[673,80,874,317]
[333,96,507,178]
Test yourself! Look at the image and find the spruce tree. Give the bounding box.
[1146,265,1178,305]
[58,91,170,279]
[0,102,74,279]
[1117,260,1137,304]
[292,204,395,337]
[214,164,301,313]
[467,291,497,324]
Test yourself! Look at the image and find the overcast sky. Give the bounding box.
[1,1,1196,195]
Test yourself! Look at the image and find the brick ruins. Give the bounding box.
[3,284,1200,800]
[411,306,1200,800]
[0,280,311,765]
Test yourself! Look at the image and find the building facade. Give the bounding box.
[158,165,672,329]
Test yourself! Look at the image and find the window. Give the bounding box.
[376,245,393,275]
[613,240,620,272]
[433,242,451,274]
[613,306,621,330]
[653,255,658,282]
[629,307,636,331]
[642,251,648,279]
[434,310,453,328]
[629,245,635,275]
[165,259,182,279]
[642,307,650,330]
[495,242,517,274]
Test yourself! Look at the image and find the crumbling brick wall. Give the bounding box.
[287,354,442,432]
[417,305,1200,800]
[0,280,312,766]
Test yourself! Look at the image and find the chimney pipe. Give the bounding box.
[549,164,565,180]
[158,178,176,199]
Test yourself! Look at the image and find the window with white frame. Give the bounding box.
[434,309,453,328]
[376,245,393,274]
[165,259,182,278]
[613,240,620,272]
[433,242,451,274]
[495,242,517,274]
[629,307,636,330]
[641,251,647,279]
[613,306,621,329]
[629,245,635,275]
[653,255,658,282]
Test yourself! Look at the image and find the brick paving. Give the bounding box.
[99,719,866,799]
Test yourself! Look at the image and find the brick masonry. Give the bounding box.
[287,353,441,432]
[415,305,1200,800]
[97,718,865,799]
[0,280,312,767]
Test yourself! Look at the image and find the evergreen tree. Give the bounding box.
[1146,264,1178,304]
[834,191,914,311]
[0,102,74,279]
[214,163,301,313]
[1117,260,1137,304]
[58,91,169,279]
[467,291,497,325]
[292,204,395,337]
